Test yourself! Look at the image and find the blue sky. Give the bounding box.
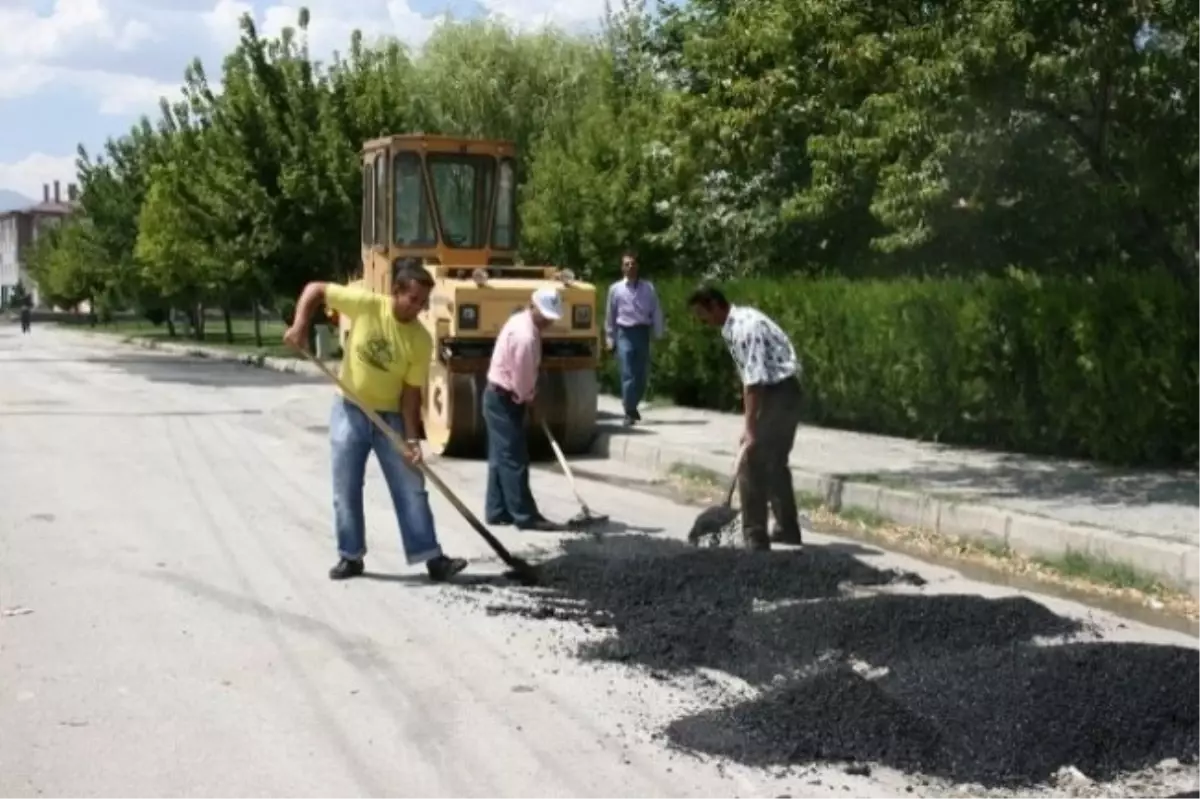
[0,0,607,200]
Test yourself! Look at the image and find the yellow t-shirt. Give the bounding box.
[325,284,432,413]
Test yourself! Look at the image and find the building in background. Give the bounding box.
[0,180,79,308]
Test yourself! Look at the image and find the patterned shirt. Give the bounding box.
[488,309,541,404]
[721,305,800,387]
[605,279,665,341]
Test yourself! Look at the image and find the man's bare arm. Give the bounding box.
[291,282,328,330]
[401,386,424,450]
[742,383,762,444]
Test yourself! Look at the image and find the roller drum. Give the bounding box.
[431,368,598,458]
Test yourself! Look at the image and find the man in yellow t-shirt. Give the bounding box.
[283,258,467,582]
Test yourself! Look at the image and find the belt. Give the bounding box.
[762,374,801,391]
[488,382,521,404]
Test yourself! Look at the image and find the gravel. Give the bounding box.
[473,536,1199,789]
[667,643,1199,787]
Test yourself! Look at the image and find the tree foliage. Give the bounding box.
[25,1,1196,462]
[36,1,1195,296]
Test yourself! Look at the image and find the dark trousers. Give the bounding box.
[739,378,803,548]
[616,324,651,416]
[483,385,540,527]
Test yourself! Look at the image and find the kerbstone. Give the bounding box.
[1183,550,1200,598]
[1087,532,1190,587]
[875,488,929,529]
[838,482,880,516]
[1006,515,1093,562]
[937,502,1011,548]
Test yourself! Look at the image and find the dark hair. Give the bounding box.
[621,248,638,262]
[687,284,729,309]
[392,256,435,291]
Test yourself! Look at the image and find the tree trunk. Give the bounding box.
[166,309,176,338]
[223,304,234,344]
[191,303,206,341]
[253,304,263,347]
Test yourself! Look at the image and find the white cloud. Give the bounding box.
[0,153,80,200]
[0,0,606,195]
[0,0,153,63]
[479,0,608,31]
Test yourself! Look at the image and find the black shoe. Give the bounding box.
[622,415,635,427]
[426,555,468,582]
[771,527,804,545]
[486,516,515,526]
[631,408,642,422]
[518,517,564,532]
[329,558,364,580]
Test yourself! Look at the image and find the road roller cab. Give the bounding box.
[341,133,600,457]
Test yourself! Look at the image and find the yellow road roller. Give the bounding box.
[339,133,600,457]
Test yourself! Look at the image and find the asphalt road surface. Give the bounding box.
[1,325,1197,799]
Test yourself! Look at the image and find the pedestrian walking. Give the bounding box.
[283,257,467,582]
[483,287,566,532]
[19,306,31,334]
[605,249,664,426]
[687,285,804,550]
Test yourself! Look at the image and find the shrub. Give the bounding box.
[600,269,1198,467]
[142,306,168,326]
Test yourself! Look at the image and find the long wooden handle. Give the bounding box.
[539,418,588,507]
[723,445,747,507]
[293,346,524,568]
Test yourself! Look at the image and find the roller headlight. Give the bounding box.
[571,304,591,330]
[458,303,479,330]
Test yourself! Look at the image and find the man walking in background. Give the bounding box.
[483,287,565,532]
[687,285,804,550]
[605,249,664,426]
[283,257,468,583]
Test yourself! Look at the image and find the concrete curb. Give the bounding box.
[87,332,1199,596]
[113,334,329,378]
[593,430,1200,596]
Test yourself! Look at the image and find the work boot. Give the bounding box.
[329,557,365,580]
[426,555,468,582]
[519,517,564,532]
[771,526,804,546]
[742,526,772,551]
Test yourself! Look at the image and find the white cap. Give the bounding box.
[531,287,563,321]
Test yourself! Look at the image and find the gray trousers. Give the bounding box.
[739,377,802,548]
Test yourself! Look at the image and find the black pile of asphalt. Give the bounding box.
[478,536,1200,788]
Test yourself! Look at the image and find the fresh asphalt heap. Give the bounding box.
[469,536,1199,791]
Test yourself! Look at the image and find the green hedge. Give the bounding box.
[599,270,1199,468]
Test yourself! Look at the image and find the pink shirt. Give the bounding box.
[488,309,541,403]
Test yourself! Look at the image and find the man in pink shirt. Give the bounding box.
[483,287,565,531]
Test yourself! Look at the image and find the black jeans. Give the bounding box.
[739,378,802,548]
[483,385,540,527]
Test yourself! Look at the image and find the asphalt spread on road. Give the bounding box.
[464,535,1200,789]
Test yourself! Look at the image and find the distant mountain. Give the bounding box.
[0,189,35,212]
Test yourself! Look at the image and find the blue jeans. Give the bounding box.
[483,386,540,527]
[616,325,652,416]
[329,398,443,565]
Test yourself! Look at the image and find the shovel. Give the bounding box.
[539,418,609,531]
[293,346,541,584]
[687,446,747,546]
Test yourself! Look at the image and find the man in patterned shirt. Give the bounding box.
[688,285,804,550]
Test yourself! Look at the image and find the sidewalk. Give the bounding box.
[592,396,1199,594]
